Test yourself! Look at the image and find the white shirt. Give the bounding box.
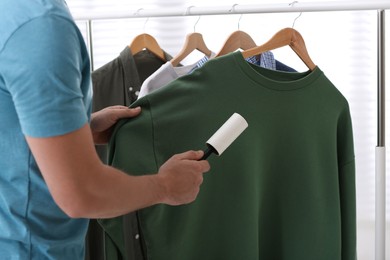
[138,52,216,99]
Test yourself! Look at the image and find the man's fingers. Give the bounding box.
[174,150,210,173]
[175,150,204,161]
[112,106,142,120]
[106,105,128,110]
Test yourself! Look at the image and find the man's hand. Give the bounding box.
[156,150,211,206]
[90,106,141,144]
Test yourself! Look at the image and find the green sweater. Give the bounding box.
[100,51,356,260]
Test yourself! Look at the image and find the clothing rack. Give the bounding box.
[74,2,388,259]
[73,1,390,20]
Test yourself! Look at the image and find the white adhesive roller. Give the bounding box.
[201,113,248,160]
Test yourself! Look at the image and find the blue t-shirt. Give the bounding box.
[0,0,92,259]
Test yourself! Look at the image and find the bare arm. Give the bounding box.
[26,123,210,219]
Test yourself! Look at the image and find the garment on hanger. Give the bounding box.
[170,32,213,67]
[99,51,356,260]
[242,27,316,71]
[216,29,257,57]
[216,29,296,72]
[275,59,297,72]
[139,50,296,99]
[92,47,172,112]
[246,52,297,72]
[91,47,173,164]
[129,33,166,62]
[138,52,216,99]
[246,52,276,70]
[86,46,173,260]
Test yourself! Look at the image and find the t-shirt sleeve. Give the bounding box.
[1,15,89,137]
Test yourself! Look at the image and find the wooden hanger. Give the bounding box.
[170,32,212,67]
[129,33,165,61]
[241,27,316,71]
[216,30,257,57]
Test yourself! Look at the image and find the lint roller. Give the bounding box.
[200,113,248,160]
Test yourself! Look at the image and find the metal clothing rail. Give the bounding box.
[376,10,386,260]
[72,1,390,20]
[74,2,388,259]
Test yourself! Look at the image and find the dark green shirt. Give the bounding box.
[102,51,356,260]
[89,47,172,260]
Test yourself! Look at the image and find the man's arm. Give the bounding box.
[26,123,209,219]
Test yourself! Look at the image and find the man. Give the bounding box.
[0,0,210,259]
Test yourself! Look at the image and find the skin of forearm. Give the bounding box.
[26,124,165,219]
[26,124,207,219]
[72,164,164,219]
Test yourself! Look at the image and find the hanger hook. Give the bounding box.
[185,5,194,15]
[237,14,243,30]
[194,16,201,32]
[143,17,150,32]
[289,1,302,28]
[229,4,238,13]
[185,6,200,32]
[292,12,302,28]
[134,8,143,16]
[229,4,242,31]
[134,8,149,32]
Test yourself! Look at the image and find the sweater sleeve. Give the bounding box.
[98,98,157,259]
[337,105,357,260]
[339,160,357,260]
[108,98,158,175]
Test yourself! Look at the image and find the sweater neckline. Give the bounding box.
[231,51,322,91]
